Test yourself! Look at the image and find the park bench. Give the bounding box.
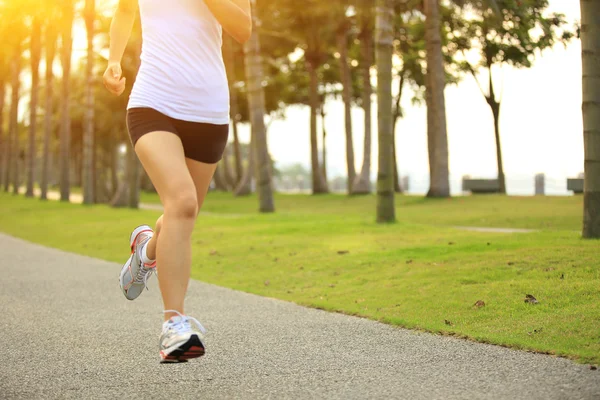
[567,178,584,194]
[462,178,500,194]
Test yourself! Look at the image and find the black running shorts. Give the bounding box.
[126,107,229,164]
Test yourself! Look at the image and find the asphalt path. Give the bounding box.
[0,233,598,399]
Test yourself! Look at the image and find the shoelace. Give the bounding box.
[163,309,207,336]
[134,263,156,291]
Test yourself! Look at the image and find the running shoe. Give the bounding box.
[159,310,207,363]
[120,225,156,300]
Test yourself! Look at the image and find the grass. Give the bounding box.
[1,192,599,364]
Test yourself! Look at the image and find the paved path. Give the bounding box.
[1,233,598,400]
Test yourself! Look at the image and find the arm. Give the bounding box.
[103,0,138,95]
[203,0,252,44]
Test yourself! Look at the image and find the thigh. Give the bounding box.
[173,120,229,210]
[185,158,217,211]
[134,131,196,205]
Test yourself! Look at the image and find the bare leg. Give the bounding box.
[134,131,216,321]
[144,215,163,261]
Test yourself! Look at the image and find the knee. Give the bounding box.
[164,191,198,220]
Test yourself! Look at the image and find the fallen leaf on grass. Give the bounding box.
[524,294,539,304]
[329,284,336,288]
[444,320,453,326]
[337,250,350,255]
[264,280,270,286]
[473,300,486,308]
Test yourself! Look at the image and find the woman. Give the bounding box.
[103,0,251,363]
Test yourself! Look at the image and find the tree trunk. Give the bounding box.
[26,17,42,198]
[244,3,275,212]
[8,41,22,195]
[352,24,374,195]
[424,0,450,198]
[221,147,235,189]
[234,133,254,196]
[337,24,356,192]
[223,35,244,185]
[83,0,95,204]
[392,131,401,193]
[306,58,328,194]
[375,0,395,223]
[59,2,74,202]
[393,71,406,193]
[0,81,5,190]
[581,0,600,238]
[41,25,58,201]
[320,106,327,181]
[213,164,229,191]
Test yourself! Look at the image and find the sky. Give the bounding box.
[84,1,583,195]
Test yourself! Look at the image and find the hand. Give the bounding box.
[103,62,126,96]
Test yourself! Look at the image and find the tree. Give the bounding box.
[245,0,275,212]
[337,13,357,193]
[0,39,8,190]
[83,0,96,204]
[375,0,396,223]
[352,8,375,195]
[41,17,59,201]
[457,0,574,194]
[424,0,450,198]
[8,37,23,195]
[59,0,74,202]
[223,35,244,185]
[26,15,42,198]
[581,0,600,238]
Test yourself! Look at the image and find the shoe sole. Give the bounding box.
[160,334,205,363]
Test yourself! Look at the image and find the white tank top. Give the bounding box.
[128,0,230,125]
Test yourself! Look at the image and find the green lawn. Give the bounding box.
[1,192,598,364]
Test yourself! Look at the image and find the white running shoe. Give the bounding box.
[159,310,207,363]
[120,225,156,300]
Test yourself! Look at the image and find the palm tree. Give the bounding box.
[352,11,375,194]
[41,21,59,201]
[8,38,22,195]
[223,35,244,185]
[336,16,356,193]
[245,0,275,212]
[375,0,395,223]
[59,0,74,202]
[83,0,96,204]
[0,63,7,190]
[581,0,600,238]
[26,15,42,198]
[423,0,450,198]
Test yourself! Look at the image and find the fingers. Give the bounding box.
[103,65,127,96]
